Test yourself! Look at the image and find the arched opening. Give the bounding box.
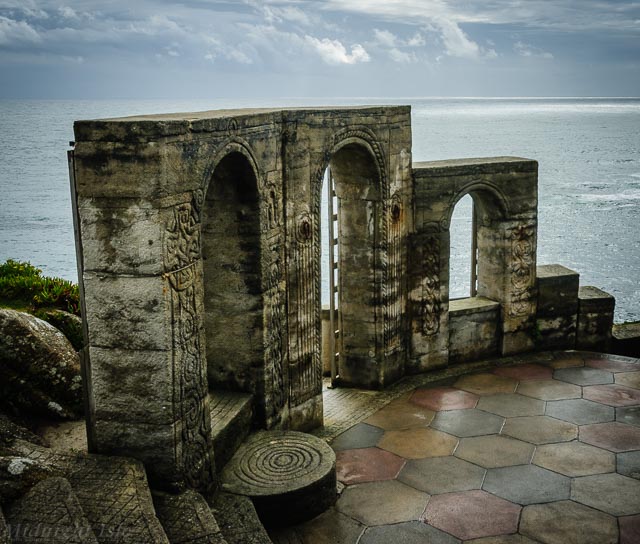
[202,151,263,393]
[449,194,476,299]
[321,142,381,387]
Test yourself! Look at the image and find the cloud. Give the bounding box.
[435,18,495,59]
[373,28,397,47]
[514,41,553,59]
[304,36,370,64]
[0,16,41,46]
[389,47,417,63]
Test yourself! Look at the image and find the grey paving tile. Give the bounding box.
[398,456,485,494]
[269,509,364,544]
[455,435,534,468]
[431,408,504,438]
[476,394,545,418]
[502,416,577,445]
[553,367,613,386]
[520,500,618,544]
[331,423,384,452]
[571,473,640,516]
[617,451,640,480]
[617,406,640,427]
[545,398,614,425]
[483,464,570,505]
[360,521,460,544]
[517,380,581,401]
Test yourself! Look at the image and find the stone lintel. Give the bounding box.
[413,156,538,177]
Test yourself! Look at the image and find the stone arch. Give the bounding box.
[310,129,393,387]
[201,144,265,396]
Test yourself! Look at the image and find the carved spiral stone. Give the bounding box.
[221,430,337,527]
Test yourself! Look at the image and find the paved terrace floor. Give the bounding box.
[270,351,640,544]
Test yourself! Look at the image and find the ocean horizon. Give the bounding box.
[1,97,638,322]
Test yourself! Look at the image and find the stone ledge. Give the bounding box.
[413,156,537,176]
[449,296,500,317]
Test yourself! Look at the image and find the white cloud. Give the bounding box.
[0,16,41,45]
[514,41,553,59]
[373,28,397,47]
[58,6,79,20]
[304,36,370,64]
[389,47,417,63]
[436,18,491,59]
[407,32,426,47]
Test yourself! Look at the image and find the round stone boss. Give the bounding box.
[220,430,337,527]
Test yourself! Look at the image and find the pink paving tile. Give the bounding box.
[620,514,640,544]
[583,384,640,407]
[336,447,405,485]
[422,489,521,540]
[411,387,479,411]
[494,364,553,381]
[586,358,640,373]
[579,422,640,452]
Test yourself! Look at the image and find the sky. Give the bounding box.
[0,0,639,98]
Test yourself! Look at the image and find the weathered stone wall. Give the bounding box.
[409,157,539,372]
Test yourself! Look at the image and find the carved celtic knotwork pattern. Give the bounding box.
[265,252,286,414]
[165,193,214,491]
[509,224,535,317]
[383,192,403,354]
[421,235,441,336]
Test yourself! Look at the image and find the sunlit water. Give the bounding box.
[0,98,638,321]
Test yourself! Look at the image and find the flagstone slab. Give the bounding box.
[583,384,640,406]
[398,456,485,494]
[616,451,640,480]
[476,394,545,418]
[619,514,640,544]
[377,428,458,459]
[363,399,435,430]
[502,416,577,445]
[520,500,617,544]
[615,371,640,389]
[331,423,385,452]
[533,442,615,477]
[410,387,478,411]
[483,465,570,505]
[616,406,640,427]
[586,358,639,372]
[579,422,640,452]
[517,380,581,401]
[545,398,614,425]
[423,490,521,541]
[360,521,460,544]
[553,367,613,386]
[431,409,504,438]
[494,364,553,381]
[336,481,429,526]
[571,473,640,516]
[269,508,365,544]
[454,374,518,396]
[335,447,405,485]
[455,435,534,468]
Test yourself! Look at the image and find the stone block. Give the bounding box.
[577,286,615,351]
[448,297,500,363]
[536,314,577,350]
[83,273,170,351]
[536,264,579,317]
[612,322,640,358]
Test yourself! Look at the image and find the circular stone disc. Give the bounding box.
[221,430,336,497]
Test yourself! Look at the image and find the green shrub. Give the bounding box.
[0,259,80,316]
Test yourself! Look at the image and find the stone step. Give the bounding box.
[209,390,253,471]
[152,489,228,544]
[12,441,170,544]
[211,492,272,544]
[220,431,337,528]
[5,476,98,543]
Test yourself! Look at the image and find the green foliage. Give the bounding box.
[0,259,80,316]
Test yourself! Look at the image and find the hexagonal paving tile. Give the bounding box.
[545,398,614,425]
[617,406,640,427]
[501,416,577,445]
[520,500,618,544]
[483,464,570,505]
[579,422,640,452]
[336,480,429,526]
[454,373,518,395]
[476,393,545,418]
[270,508,365,544]
[377,428,458,459]
[571,473,640,516]
[586,357,639,373]
[411,387,478,411]
[363,398,435,430]
[398,456,485,494]
[467,536,539,544]
[431,408,504,438]
[331,423,385,452]
[553,367,613,386]
[423,490,521,541]
[359,521,460,544]
[533,442,615,477]
[615,371,640,389]
[583,384,640,406]
[547,356,585,369]
[617,451,640,480]
[455,435,534,468]
[493,363,553,381]
[335,447,405,485]
[517,380,581,401]
[620,514,640,544]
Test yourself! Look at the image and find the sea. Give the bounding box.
[0,98,638,322]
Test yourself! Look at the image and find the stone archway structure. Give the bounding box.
[70,108,540,492]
